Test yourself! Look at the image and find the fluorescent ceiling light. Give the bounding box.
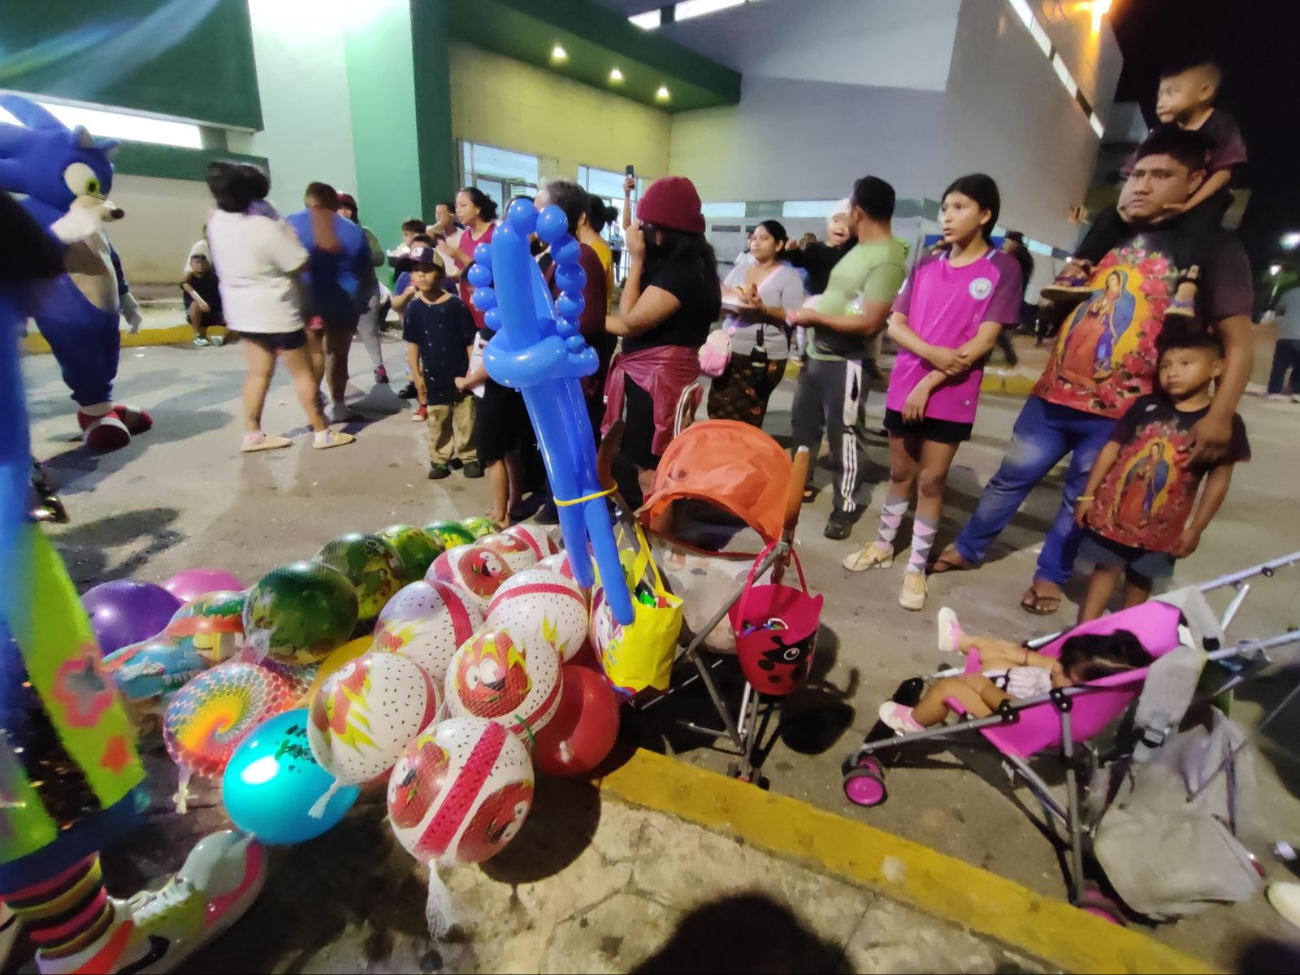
[609,67,624,83]
[0,96,202,149]
[655,86,671,101]
[629,10,662,30]
[551,44,568,61]
[675,0,747,23]
[1052,54,1078,97]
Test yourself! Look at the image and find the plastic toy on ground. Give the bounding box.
[242,561,359,664]
[81,579,182,656]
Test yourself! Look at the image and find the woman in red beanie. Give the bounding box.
[603,176,721,491]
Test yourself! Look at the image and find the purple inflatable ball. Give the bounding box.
[82,580,183,655]
[163,568,246,604]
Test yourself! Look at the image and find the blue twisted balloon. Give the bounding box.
[473,199,634,625]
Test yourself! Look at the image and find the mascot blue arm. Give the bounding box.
[472,199,635,626]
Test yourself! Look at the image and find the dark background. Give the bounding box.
[1112,0,1300,278]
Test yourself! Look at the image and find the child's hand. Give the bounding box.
[1172,528,1201,559]
[1153,201,1188,224]
[196,298,210,313]
[902,385,930,423]
[787,307,816,326]
[1073,497,1094,528]
[927,346,967,375]
[454,376,469,391]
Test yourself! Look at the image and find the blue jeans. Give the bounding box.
[954,396,1115,585]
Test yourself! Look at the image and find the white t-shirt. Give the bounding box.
[205,211,309,334]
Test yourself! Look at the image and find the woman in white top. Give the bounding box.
[706,219,805,428]
[203,162,353,452]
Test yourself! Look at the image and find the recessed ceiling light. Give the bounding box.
[551,44,568,61]
[609,67,624,83]
[655,85,671,101]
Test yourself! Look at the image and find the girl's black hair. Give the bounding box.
[586,196,619,234]
[942,173,1001,242]
[643,225,721,313]
[543,179,590,235]
[206,161,270,213]
[458,186,498,223]
[1058,629,1153,682]
[754,219,789,248]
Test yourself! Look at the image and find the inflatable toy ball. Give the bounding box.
[445,625,562,742]
[427,543,514,612]
[82,580,182,655]
[224,709,360,845]
[486,568,588,663]
[372,579,484,685]
[313,532,406,624]
[242,561,359,665]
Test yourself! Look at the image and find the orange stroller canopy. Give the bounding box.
[641,420,792,546]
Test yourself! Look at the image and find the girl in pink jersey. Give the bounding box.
[843,175,1023,611]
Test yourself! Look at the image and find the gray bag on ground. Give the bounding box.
[1090,700,1261,920]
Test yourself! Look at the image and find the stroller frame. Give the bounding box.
[842,550,1300,910]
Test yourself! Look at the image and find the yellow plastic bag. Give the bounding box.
[593,521,683,696]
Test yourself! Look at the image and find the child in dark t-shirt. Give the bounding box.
[401,244,480,480]
[1074,325,1249,621]
[1047,56,1246,321]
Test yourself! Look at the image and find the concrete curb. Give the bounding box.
[598,749,1215,975]
[22,325,229,354]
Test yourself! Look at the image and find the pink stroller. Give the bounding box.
[842,551,1300,918]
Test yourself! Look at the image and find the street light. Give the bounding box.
[1283,232,1300,251]
[1270,263,1285,307]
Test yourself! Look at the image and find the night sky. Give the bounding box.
[1111,0,1300,274]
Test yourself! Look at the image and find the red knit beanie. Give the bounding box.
[638,176,706,234]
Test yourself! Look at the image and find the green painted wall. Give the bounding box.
[411,0,457,207]
[0,0,261,129]
[113,142,267,182]
[343,0,426,250]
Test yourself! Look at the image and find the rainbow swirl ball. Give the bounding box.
[424,520,476,550]
[313,533,406,623]
[378,525,444,583]
[163,660,297,779]
[243,562,359,665]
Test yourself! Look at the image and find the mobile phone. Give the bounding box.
[625,164,635,179]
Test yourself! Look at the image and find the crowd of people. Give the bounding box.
[189,52,1255,624]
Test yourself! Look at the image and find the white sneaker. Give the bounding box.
[329,402,350,423]
[936,606,962,653]
[1267,881,1300,929]
[899,570,927,611]
[1267,393,1290,401]
[211,334,225,348]
[193,336,210,348]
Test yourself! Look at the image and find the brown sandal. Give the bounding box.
[929,549,971,574]
[1020,584,1062,616]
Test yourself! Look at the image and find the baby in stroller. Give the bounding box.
[878,609,1153,733]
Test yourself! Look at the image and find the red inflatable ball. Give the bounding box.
[533,663,620,777]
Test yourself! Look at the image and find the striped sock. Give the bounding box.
[876,495,909,549]
[909,516,939,574]
[4,856,115,959]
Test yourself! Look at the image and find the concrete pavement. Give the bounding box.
[25,325,1300,972]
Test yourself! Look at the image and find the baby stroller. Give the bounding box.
[614,419,817,784]
[841,551,1300,918]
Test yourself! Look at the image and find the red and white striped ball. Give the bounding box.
[486,569,588,662]
[474,532,540,574]
[308,651,440,787]
[373,580,484,684]
[427,544,513,611]
[387,716,533,867]
[502,524,559,561]
[445,625,562,741]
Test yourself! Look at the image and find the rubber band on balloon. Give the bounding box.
[474,199,634,626]
[554,487,614,508]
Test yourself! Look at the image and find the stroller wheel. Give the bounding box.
[843,766,887,807]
